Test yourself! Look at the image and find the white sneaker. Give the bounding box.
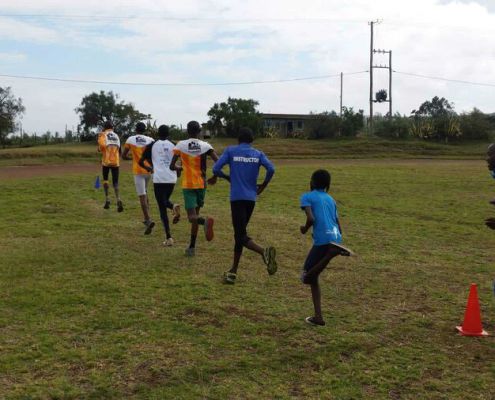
[163,238,174,247]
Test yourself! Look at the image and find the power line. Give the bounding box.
[394,71,495,88]
[0,71,368,87]
[0,14,368,23]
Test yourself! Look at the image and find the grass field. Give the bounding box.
[0,137,491,166]
[1,157,495,399]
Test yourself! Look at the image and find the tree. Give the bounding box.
[411,96,460,142]
[0,87,25,147]
[206,97,262,137]
[306,111,341,139]
[75,91,150,140]
[341,107,364,137]
[459,108,492,140]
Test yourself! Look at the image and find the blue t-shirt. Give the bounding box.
[300,190,342,246]
[213,143,275,201]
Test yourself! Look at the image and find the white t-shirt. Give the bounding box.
[151,139,177,184]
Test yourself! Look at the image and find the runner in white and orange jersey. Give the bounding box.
[170,121,219,257]
[122,122,155,234]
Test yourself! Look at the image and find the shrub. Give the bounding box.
[374,114,411,139]
[459,108,492,140]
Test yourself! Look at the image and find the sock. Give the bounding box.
[189,234,197,248]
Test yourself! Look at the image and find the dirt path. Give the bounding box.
[0,163,131,180]
[0,159,483,180]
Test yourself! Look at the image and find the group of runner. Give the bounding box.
[97,119,352,326]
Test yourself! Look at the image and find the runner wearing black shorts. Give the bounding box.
[209,127,276,284]
[97,121,123,212]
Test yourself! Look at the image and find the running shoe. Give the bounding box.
[204,217,215,241]
[263,246,277,275]
[103,200,110,210]
[329,242,354,257]
[117,200,124,213]
[144,220,155,235]
[163,238,174,247]
[185,247,195,257]
[305,316,326,326]
[172,204,181,224]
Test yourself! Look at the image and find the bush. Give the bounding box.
[411,97,461,143]
[306,111,340,139]
[341,107,364,137]
[374,114,411,139]
[460,108,492,140]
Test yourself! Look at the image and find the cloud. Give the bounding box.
[0,52,27,63]
[0,17,59,43]
[1,0,495,134]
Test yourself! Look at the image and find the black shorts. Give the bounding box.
[302,244,339,284]
[231,200,256,252]
[102,166,119,186]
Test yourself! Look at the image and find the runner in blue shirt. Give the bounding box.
[300,169,353,326]
[209,127,277,284]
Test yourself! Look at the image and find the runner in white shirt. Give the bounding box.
[139,125,181,246]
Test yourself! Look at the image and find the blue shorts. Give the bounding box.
[301,244,340,285]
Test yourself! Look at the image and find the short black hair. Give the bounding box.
[136,122,146,133]
[187,120,201,136]
[310,169,331,191]
[158,125,169,139]
[103,120,113,130]
[238,127,254,144]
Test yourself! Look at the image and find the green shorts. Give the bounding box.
[183,188,206,210]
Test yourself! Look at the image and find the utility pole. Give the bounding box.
[369,20,393,127]
[340,72,343,118]
[389,50,393,117]
[368,20,379,135]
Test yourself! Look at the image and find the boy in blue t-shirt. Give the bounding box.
[300,169,352,326]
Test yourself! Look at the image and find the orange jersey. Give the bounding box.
[98,129,121,167]
[173,139,213,189]
[124,135,154,175]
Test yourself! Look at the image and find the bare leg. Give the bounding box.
[245,239,264,256]
[230,239,264,274]
[103,182,110,201]
[187,207,202,248]
[113,185,121,202]
[305,248,339,282]
[139,194,150,221]
[230,252,242,274]
[310,282,323,323]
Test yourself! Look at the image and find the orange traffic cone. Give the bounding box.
[456,283,489,337]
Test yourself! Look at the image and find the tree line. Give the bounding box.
[1,87,494,148]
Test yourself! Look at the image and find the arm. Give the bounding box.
[211,149,230,182]
[208,149,219,163]
[122,146,132,160]
[337,217,343,236]
[169,153,182,173]
[206,149,222,185]
[139,143,153,173]
[97,133,102,153]
[300,206,315,234]
[257,152,275,195]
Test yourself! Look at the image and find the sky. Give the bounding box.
[0,0,494,134]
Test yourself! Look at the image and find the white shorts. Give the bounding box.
[134,174,151,196]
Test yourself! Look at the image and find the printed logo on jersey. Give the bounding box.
[187,141,201,153]
[106,133,119,145]
[136,136,148,145]
[233,156,259,163]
